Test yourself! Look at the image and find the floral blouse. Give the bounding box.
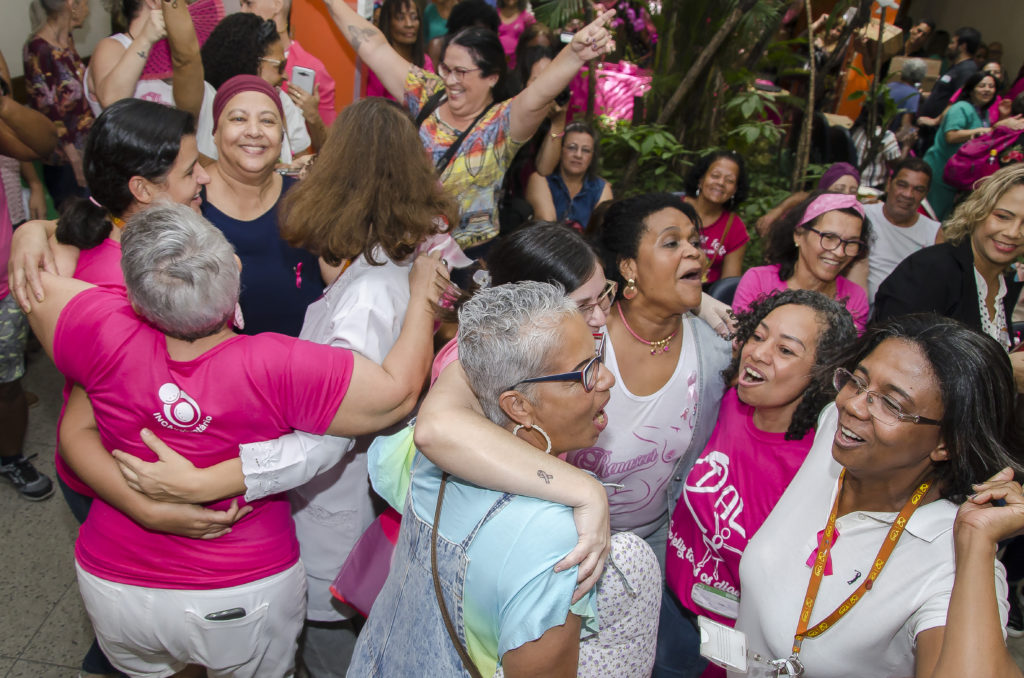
[23,36,94,165]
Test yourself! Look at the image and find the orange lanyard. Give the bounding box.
[791,470,931,657]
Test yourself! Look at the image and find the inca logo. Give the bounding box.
[158,383,202,428]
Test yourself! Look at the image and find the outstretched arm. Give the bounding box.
[508,10,615,142]
[0,84,58,161]
[415,360,611,601]
[320,0,412,100]
[88,12,167,109]
[162,0,204,118]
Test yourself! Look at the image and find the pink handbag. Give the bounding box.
[330,507,402,618]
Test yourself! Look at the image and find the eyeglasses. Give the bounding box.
[437,62,481,82]
[513,333,606,393]
[260,57,287,74]
[801,225,865,257]
[577,280,617,319]
[832,368,942,427]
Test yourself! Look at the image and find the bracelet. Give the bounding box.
[550,131,564,140]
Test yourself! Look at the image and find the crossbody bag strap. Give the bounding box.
[433,101,498,175]
[431,471,485,678]
[415,89,447,128]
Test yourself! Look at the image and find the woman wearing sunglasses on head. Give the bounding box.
[320,0,615,259]
[730,314,1023,678]
[734,192,872,333]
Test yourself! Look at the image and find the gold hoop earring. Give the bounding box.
[623,278,638,300]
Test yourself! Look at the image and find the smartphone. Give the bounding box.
[291,66,316,95]
[560,32,575,44]
[204,607,246,621]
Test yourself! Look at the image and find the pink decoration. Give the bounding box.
[567,60,652,123]
[140,0,225,81]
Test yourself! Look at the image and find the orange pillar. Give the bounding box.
[291,0,360,111]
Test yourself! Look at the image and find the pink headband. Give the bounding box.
[797,193,865,228]
[212,75,284,133]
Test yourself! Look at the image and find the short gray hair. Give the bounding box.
[901,58,927,85]
[121,203,240,341]
[457,281,580,426]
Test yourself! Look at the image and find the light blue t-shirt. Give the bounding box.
[369,440,597,676]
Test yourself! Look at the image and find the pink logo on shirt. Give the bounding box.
[153,383,212,432]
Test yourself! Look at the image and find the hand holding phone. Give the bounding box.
[290,66,316,95]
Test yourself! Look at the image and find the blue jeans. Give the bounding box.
[652,586,708,678]
[57,476,124,677]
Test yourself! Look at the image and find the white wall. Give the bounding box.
[1,1,113,78]
[911,0,1024,78]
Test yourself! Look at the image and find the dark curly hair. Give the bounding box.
[201,13,280,89]
[763,191,872,281]
[683,149,749,210]
[835,313,1024,503]
[591,193,701,300]
[722,289,856,440]
[56,99,196,249]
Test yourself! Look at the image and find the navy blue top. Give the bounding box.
[546,172,606,230]
[201,176,322,337]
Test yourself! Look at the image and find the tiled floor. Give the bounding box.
[5,353,1024,678]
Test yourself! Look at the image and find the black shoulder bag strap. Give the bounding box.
[416,90,498,175]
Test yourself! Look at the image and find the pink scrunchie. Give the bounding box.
[797,193,865,227]
[212,75,284,132]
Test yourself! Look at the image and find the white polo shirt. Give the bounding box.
[731,404,1008,678]
[865,202,941,303]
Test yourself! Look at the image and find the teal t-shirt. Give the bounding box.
[369,440,598,677]
[423,3,449,43]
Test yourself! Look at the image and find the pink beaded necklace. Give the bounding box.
[616,303,679,355]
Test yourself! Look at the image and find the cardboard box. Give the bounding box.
[858,19,903,61]
[888,56,942,94]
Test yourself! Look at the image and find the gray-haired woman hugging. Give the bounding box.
[354,281,661,678]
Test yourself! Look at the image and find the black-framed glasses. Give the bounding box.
[513,333,606,393]
[437,62,481,81]
[802,225,865,257]
[832,368,942,426]
[578,280,617,319]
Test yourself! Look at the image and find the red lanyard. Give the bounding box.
[792,469,932,657]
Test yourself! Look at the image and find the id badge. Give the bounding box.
[698,615,747,673]
[691,583,739,619]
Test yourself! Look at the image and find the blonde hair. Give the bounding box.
[944,164,1024,244]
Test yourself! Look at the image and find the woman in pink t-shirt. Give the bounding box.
[733,192,872,332]
[683,150,750,283]
[656,289,857,678]
[497,0,535,65]
[367,0,433,100]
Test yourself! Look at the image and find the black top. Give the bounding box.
[873,238,1022,334]
[919,59,979,118]
[200,175,323,337]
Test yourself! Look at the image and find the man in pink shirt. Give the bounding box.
[26,203,443,677]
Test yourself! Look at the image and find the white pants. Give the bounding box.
[76,561,306,678]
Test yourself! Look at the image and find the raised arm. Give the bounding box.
[921,468,1024,678]
[526,172,557,221]
[162,0,204,118]
[324,252,447,436]
[508,10,615,142]
[62,386,249,538]
[321,0,412,100]
[414,360,610,599]
[88,12,167,109]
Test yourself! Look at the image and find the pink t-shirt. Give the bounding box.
[54,287,354,589]
[732,264,869,333]
[700,210,749,283]
[430,336,459,386]
[498,11,535,64]
[665,389,813,626]
[285,39,338,128]
[55,237,127,497]
[367,55,433,101]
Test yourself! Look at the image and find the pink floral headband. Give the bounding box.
[797,193,865,228]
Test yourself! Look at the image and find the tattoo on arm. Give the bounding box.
[137,50,147,59]
[537,470,553,484]
[346,25,380,51]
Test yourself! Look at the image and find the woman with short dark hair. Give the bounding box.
[682,149,750,282]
